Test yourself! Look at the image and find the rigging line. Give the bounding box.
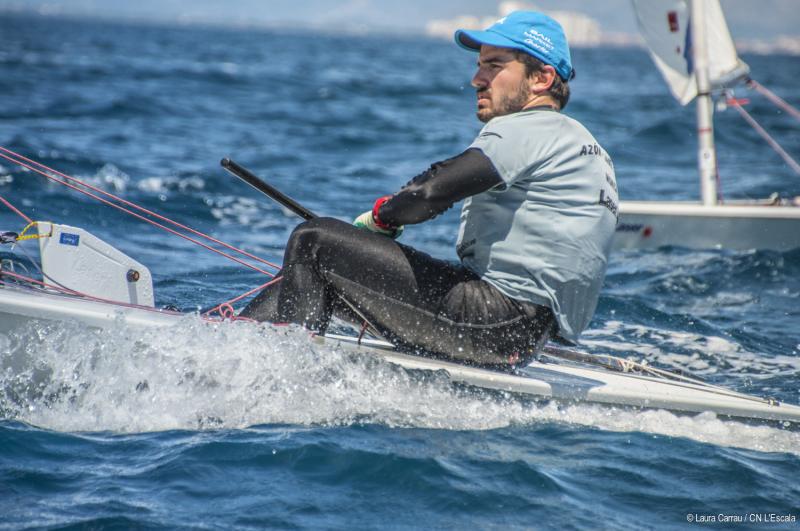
[1,268,119,303]
[0,268,228,323]
[0,146,280,272]
[541,346,706,386]
[0,152,276,277]
[0,194,33,224]
[0,257,31,278]
[538,347,774,405]
[6,236,79,294]
[726,96,800,176]
[202,276,282,317]
[334,293,385,341]
[747,79,800,122]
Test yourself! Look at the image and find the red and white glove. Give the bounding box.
[353,196,404,239]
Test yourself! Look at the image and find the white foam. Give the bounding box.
[0,164,12,185]
[137,175,205,194]
[582,321,800,378]
[87,163,130,193]
[1,318,798,455]
[207,195,290,229]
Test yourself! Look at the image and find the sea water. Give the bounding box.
[1,13,799,529]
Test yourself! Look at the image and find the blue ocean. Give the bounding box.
[1,12,800,530]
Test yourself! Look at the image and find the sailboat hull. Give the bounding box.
[0,284,179,335]
[614,201,800,251]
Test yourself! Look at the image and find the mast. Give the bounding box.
[691,0,719,206]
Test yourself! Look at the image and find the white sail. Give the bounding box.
[632,0,750,105]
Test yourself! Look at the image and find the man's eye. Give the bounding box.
[477,61,504,71]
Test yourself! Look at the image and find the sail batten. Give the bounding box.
[632,0,749,105]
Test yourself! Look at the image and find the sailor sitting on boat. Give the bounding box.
[242,11,619,367]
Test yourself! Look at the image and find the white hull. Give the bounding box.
[2,284,799,424]
[613,201,800,251]
[0,284,179,334]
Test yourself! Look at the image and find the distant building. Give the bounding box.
[426,1,638,48]
[736,36,800,55]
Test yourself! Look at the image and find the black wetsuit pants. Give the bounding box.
[240,217,555,367]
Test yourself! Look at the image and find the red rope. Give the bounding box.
[1,250,277,322]
[0,268,229,320]
[216,303,258,322]
[1,269,82,297]
[202,276,282,317]
[0,151,277,277]
[0,146,280,272]
[0,194,33,223]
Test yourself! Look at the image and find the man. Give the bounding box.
[241,11,618,368]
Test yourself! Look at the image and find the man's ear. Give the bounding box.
[530,65,557,94]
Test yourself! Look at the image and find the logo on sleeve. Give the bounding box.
[580,143,614,168]
[599,189,619,221]
[579,143,601,156]
[480,131,503,139]
[605,173,618,193]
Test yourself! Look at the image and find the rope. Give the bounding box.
[216,303,256,322]
[0,268,231,323]
[0,239,264,324]
[15,221,53,242]
[0,194,33,223]
[0,149,290,315]
[617,358,637,373]
[0,150,277,277]
[0,146,280,273]
[1,257,31,278]
[1,268,138,307]
[0,221,52,246]
[726,95,800,176]
[3,233,80,294]
[202,276,282,317]
[357,320,368,345]
[747,79,800,122]
[539,346,779,404]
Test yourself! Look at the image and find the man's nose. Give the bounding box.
[471,69,486,89]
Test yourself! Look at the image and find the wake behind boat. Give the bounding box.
[1,151,798,426]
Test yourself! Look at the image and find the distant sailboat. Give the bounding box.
[613,0,800,251]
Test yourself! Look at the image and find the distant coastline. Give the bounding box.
[3,4,799,56]
[425,1,800,55]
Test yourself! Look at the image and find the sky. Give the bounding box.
[2,0,799,40]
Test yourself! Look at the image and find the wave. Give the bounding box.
[1,317,798,455]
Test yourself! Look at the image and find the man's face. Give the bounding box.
[471,45,531,123]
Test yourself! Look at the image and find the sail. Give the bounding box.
[632,0,750,105]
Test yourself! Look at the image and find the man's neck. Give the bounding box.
[522,94,559,111]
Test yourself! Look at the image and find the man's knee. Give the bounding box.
[285,217,348,258]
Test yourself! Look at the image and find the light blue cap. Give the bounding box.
[455,11,574,81]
